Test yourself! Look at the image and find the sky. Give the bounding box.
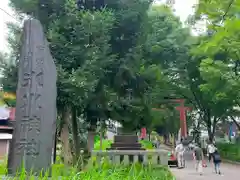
[0,0,17,53]
[174,0,197,21]
[155,0,198,22]
[0,0,200,53]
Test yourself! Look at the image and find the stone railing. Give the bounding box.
[90,150,169,166]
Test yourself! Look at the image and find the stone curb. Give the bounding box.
[222,159,240,165]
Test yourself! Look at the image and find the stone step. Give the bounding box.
[114,135,138,143]
[111,143,142,148]
[107,147,145,150]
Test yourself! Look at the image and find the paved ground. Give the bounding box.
[170,151,240,180]
[160,144,173,151]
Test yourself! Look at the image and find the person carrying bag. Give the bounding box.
[193,144,204,175]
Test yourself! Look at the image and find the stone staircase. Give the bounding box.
[107,135,145,150]
[106,135,145,163]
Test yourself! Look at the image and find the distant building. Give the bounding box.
[105,120,122,140]
[0,133,12,159]
[0,105,15,159]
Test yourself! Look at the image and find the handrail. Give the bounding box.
[90,149,169,166]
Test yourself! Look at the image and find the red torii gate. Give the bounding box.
[152,99,191,138]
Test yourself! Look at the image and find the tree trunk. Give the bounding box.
[212,116,217,142]
[60,107,72,165]
[99,120,103,151]
[230,116,240,131]
[87,130,96,152]
[207,114,217,143]
[206,110,213,143]
[207,128,213,143]
[53,130,57,163]
[71,107,81,162]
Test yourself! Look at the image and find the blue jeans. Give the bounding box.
[214,162,220,173]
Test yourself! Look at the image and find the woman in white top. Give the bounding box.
[207,143,216,162]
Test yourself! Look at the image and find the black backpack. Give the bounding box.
[213,153,221,161]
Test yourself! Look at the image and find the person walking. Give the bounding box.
[153,137,160,149]
[207,141,216,162]
[175,141,185,168]
[193,144,204,175]
[212,149,222,175]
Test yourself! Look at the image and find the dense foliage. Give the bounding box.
[0,162,174,179]
[217,143,240,162]
[79,164,174,180]
[195,0,240,136]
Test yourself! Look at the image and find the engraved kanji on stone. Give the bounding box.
[35,46,44,87]
[34,65,43,103]
[36,71,43,87]
[30,108,42,133]
[21,52,33,87]
[16,139,40,156]
[8,19,57,175]
[20,117,41,133]
[29,119,41,133]
[36,45,44,51]
[23,52,32,70]
[20,94,28,109]
[19,94,30,116]
[21,73,31,87]
[19,116,29,132]
[35,46,44,66]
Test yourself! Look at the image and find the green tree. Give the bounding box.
[4,0,160,160]
[0,23,21,94]
[194,0,240,135]
[2,1,203,157]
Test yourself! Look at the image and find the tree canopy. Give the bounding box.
[1,0,240,159]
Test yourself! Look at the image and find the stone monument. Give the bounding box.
[7,19,57,175]
[108,135,145,150]
[108,135,145,163]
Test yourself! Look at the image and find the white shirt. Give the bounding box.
[208,144,216,153]
[175,143,185,155]
[0,107,10,119]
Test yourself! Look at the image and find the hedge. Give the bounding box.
[217,143,240,162]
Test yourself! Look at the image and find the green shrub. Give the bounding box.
[0,162,174,180]
[79,163,174,180]
[140,140,154,150]
[217,143,240,162]
[94,135,100,143]
[94,139,112,150]
[0,159,7,175]
[0,159,78,179]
